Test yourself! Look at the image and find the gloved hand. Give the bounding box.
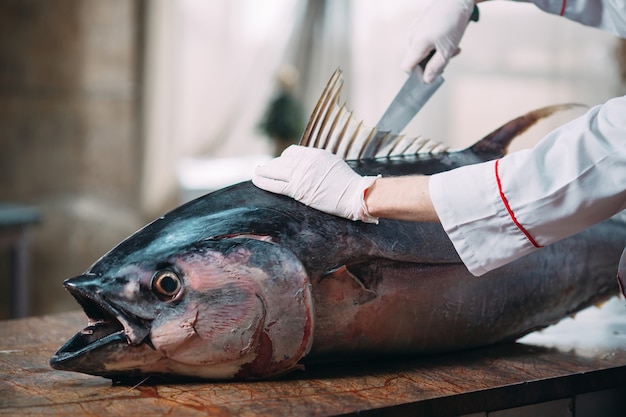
[252,145,380,223]
[400,0,475,83]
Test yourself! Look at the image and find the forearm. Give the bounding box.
[431,96,626,276]
[364,176,440,222]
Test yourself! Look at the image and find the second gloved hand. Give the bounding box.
[252,145,380,223]
[400,0,475,83]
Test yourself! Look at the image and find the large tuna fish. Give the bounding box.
[50,70,625,381]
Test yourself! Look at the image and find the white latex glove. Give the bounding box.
[252,145,380,223]
[400,0,475,83]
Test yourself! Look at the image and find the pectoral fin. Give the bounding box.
[318,265,377,305]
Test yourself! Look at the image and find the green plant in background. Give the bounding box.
[260,66,305,156]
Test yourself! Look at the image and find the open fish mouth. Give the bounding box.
[50,276,149,369]
[52,292,125,361]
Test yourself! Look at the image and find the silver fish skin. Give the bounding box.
[50,70,626,381]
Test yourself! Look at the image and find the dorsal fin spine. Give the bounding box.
[335,111,352,156]
[317,89,342,149]
[322,103,343,150]
[300,70,341,147]
[301,69,577,162]
[301,69,449,161]
[356,125,375,159]
[345,120,363,159]
[311,82,339,147]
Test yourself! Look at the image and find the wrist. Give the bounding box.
[364,176,439,222]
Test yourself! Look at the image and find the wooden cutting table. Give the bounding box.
[1,297,626,416]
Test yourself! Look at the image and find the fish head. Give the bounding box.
[50,237,314,381]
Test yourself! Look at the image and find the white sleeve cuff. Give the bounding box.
[429,161,539,276]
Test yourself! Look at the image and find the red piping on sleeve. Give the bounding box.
[495,159,543,248]
[560,0,567,16]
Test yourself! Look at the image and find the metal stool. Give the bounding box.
[0,203,41,318]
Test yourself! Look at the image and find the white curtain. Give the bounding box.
[141,0,352,215]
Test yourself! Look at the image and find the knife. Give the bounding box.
[376,5,479,135]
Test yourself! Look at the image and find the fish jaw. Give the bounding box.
[49,273,162,377]
[50,238,315,381]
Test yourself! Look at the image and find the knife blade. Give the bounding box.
[376,67,442,135]
[376,5,479,135]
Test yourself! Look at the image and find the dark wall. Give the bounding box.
[0,0,146,317]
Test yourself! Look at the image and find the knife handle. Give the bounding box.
[417,5,480,70]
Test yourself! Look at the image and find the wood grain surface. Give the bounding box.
[1,298,626,416]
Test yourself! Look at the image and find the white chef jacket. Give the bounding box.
[514,0,626,37]
[429,0,626,276]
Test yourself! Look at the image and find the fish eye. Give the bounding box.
[151,270,182,300]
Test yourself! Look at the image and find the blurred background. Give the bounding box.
[0,0,624,319]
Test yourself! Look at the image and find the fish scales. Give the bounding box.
[50,69,626,381]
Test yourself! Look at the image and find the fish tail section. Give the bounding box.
[469,104,587,156]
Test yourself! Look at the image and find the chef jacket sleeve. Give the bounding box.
[429,95,626,276]
[512,0,626,37]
